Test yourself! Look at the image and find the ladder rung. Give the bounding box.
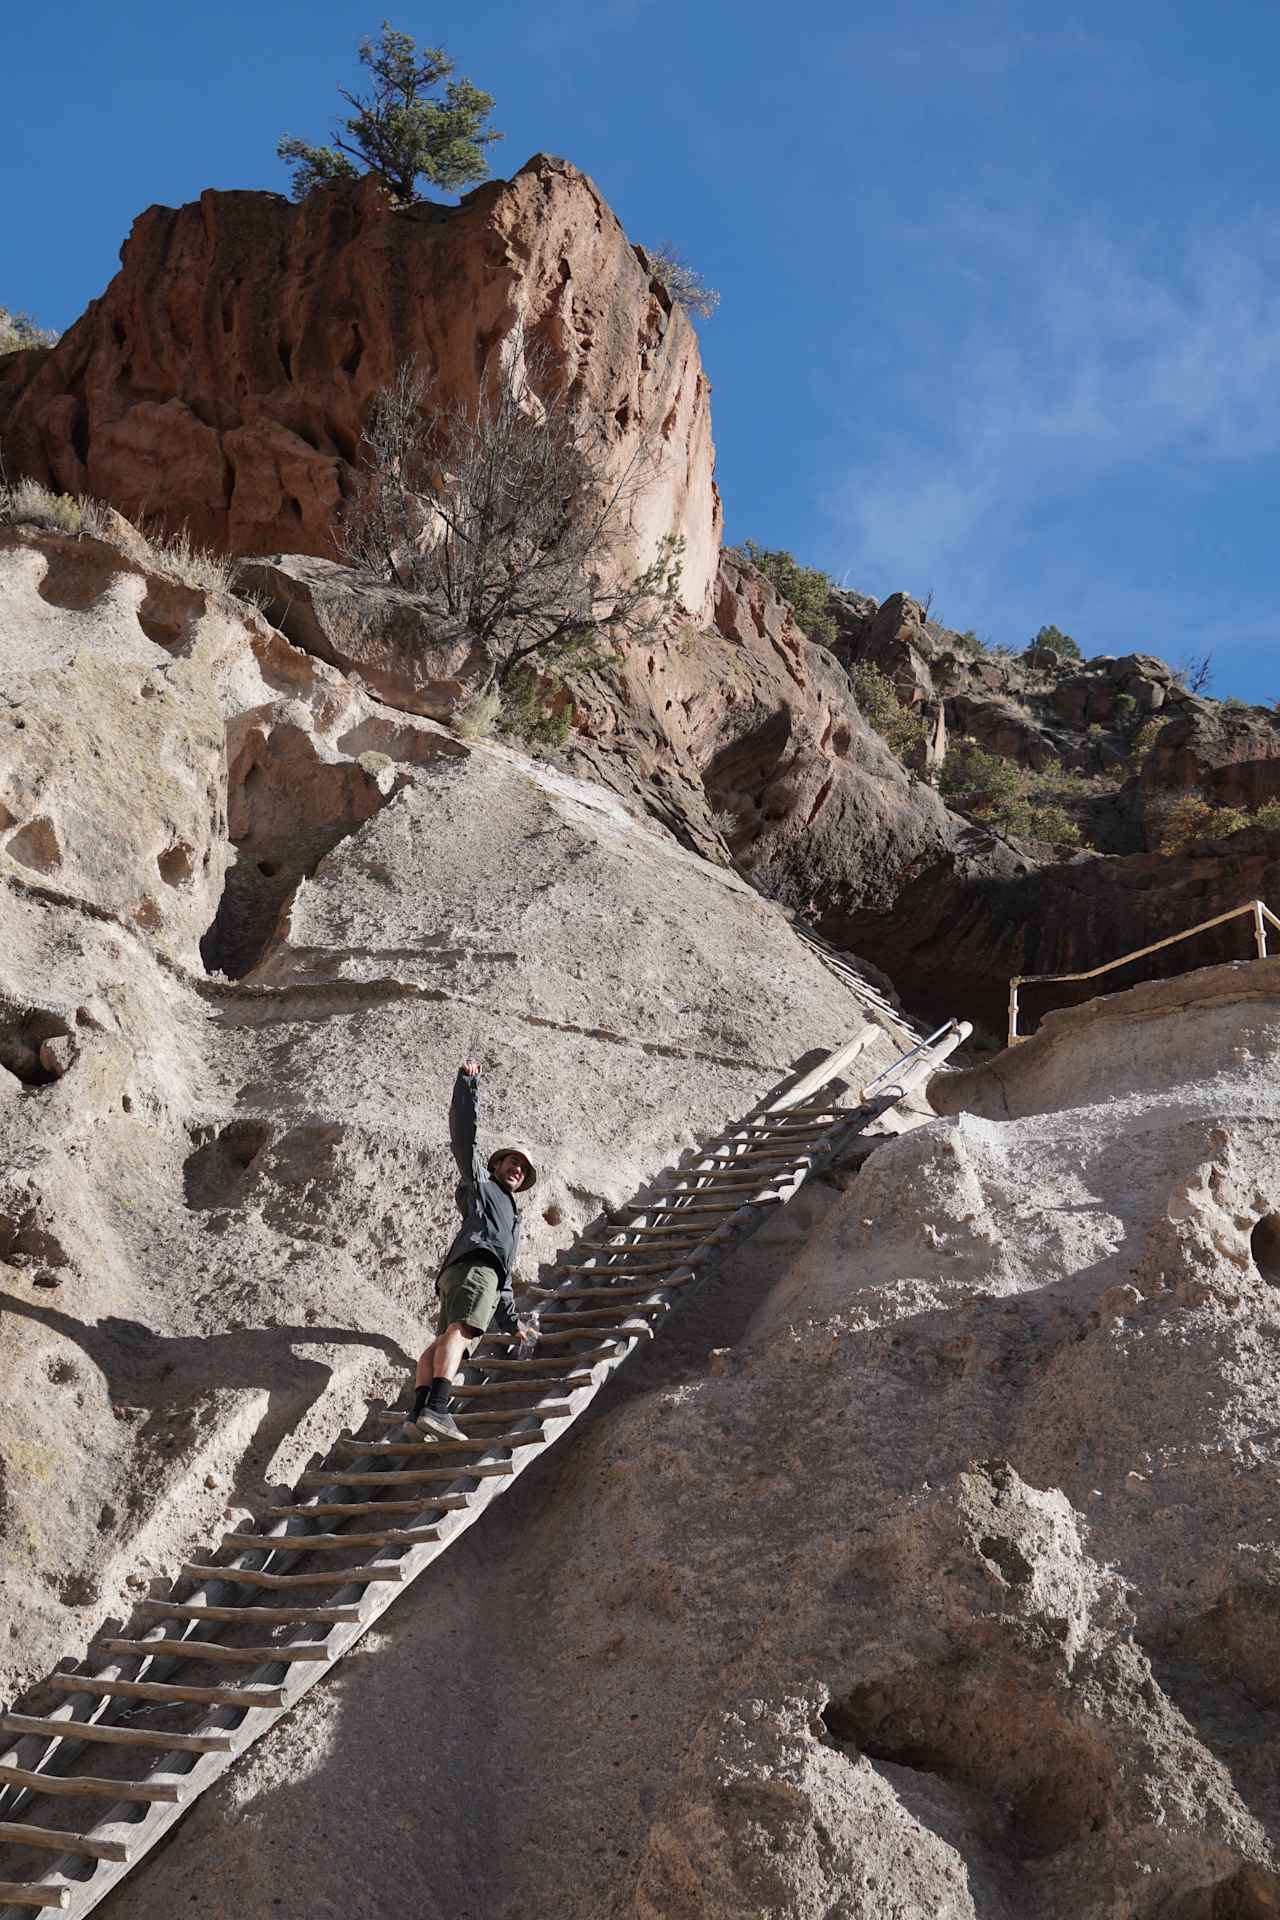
[139,1600,362,1626]
[0,1822,130,1864]
[222,1528,440,1552]
[478,1322,650,1344]
[0,1885,70,1911]
[1,1713,233,1756]
[267,1491,469,1507]
[180,1564,401,1590]
[369,1410,564,1430]
[337,1443,537,1451]
[104,1638,329,1665]
[597,1225,713,1239]
[526,1283,675,1302]
[553,1262,679,1279]
[730,1147,816,1162]
[50,1672,288,1709]
[450,1375,594,1397]
[536,1303,666,1322]
[610,1201,766,1222]
[474,1347,617,1372]
[578,1236,705,1255]
[0,1764,183,1805]
[298,1462,513,1487]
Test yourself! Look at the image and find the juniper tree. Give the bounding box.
[277,24,501,204]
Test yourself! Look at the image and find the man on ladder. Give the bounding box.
[406,1059,538,1444]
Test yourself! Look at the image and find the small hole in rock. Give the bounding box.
[121,1094,133,1113]
[6,814,62,875]
[0,1007,75,1088]
[157,842,195,888]
[184,1121,272,1210]
[1251,1215,1280,1283]
[543,1203,564,1226]
[257,860,279,877]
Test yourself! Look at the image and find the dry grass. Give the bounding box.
[451,686,502,740]
[0,477,85,534]
[0,479,242,600]
[139,523,237,596]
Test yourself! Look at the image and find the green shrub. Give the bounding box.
[738,542,836,644]
[1024,802,1081,845]
[938,741,1023,809]
[0,308,59,354]
[1027,623,1082,661]
[1129,718,1165,771]
[500,668,572,749]
[1159,794,1280,852]
[849,662,926,763]
[939,739,1088,845]
[1158,794,1249,853]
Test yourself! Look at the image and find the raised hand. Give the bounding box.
[461,1058,480,1077]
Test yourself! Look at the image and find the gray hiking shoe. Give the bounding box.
[409,1405,466,1444]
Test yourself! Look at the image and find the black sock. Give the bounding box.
[425,1377,452,1413]
[411,1383,431,1420]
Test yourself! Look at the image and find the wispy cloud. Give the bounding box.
[827,203,1280,649]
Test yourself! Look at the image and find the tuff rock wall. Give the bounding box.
[108,960,1280,1920]
[0,155,721,621]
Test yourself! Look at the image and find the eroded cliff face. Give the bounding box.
[0,155,721,621]
[107,962,1280,1920]
[0,525,906,1705]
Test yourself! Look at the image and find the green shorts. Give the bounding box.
[438,1258,503,1341]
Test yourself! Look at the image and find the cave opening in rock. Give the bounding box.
[1251,1214,1280,1284]
[822,1674,1114,1862]
[199,723,391,980]
[0,1005,76,1089]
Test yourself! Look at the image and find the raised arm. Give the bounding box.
[449,1060,485,1187]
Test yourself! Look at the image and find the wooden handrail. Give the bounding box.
[1007,899,1280,1044]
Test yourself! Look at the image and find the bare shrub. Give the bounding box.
[340,337,683,718]
[0,308,59,354]
[1173,652,1214,695]
[642,244,720,320]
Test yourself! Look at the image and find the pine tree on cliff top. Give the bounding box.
[277,24,501,205]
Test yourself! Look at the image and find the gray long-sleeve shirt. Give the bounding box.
[438,1071,523,1309]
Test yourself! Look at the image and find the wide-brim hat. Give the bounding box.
[489,1148,537,1193]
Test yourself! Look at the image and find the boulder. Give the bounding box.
[233,554,484,718]
[0,156,721,622]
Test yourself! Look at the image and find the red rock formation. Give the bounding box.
[0,156,720,621]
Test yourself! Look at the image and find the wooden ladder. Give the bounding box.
[0,1020,969,1916]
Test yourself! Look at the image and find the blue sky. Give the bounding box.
[6,0,1280,698]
